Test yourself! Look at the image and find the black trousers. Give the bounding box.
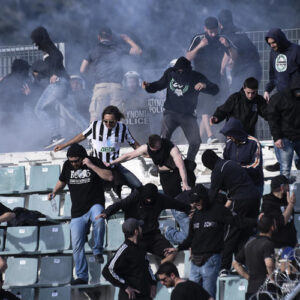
[161,110,201,162]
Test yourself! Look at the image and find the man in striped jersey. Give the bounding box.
[54,106,142,192]
[102,218,157,300]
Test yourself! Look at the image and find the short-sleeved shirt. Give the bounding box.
[59,156,106,218]
[83,121,136,163]
[235,236,274,294]
[0,203,12,215]
[171,280,210,300]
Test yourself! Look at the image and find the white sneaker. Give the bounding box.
[207,136,219,144]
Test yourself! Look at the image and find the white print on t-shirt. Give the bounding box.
[169,78,189,96]
[275,54,287,72]
[203,221,217,228]
[69,169,91,184]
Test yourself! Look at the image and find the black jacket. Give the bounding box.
[103,189,190,234]
[265,28,300,93]
[213,89,268,136]
[268,82,300,142]
[145,65,219,115]
[177,203,257,254]
[261,193,297,248]
[102,239,156,296]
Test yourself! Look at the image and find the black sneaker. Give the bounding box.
[95,254,104,264]
[265,162,280,172]
[44,135,65,150]
[71,278,88,285]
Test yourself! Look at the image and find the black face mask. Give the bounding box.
[142,198,156,207]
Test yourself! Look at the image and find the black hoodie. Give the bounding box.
[145,57,219,115]
[31,26,69,80]
[265,28,300,93]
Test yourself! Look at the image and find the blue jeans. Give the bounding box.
[35,78,69,136]
[116,164,142,189]
[70,204,105,282]
[165,209,189,244]
[276,138,300,178]
[189,253,221,298]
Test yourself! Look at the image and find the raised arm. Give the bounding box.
[120,34,142,56]
[186,35,208,61]
[54,133,86,152]
[83,158,113,181]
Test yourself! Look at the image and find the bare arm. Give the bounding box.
[170,146,190,191]
[48,180,67,200]
[54,133,86,152]
[283,191,296,224]
[83,158,113,181]
[110,144,148,165]
[80,59,89,73]
[186,37,208,61]
[121,34,142,56]
[0,212,16,223]
[232,260,250,280]
[265,257,274,276]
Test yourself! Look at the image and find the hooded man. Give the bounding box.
[268,73,300,178]
[30,26,70,148]
[261,175,297,249]
[49,143,113,285]
[201,149,260,275]
[221,117,264,195]
[143,56,219,162]
[264,28,300,101]
[96,183,191,263]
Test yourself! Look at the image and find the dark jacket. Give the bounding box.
[268,78,300,142]
[145,57,219,115]
[102,239,156,296]
[261,193,297,248]
[221,118,264,186]
[103,189,190,234]
[213,89,268,136]
[265,28,300,93]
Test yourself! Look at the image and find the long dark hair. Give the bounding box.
[102,105,125,121]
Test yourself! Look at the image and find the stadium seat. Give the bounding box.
[0,229,5,251]
[263,183,271,195]
[38,223,71,253]
[0,166,26,194]
[4,226,38,253]
[38,286,71,300]
[0,196,25,209]
[86,254,109,285]
[27,165,60,193]
[10,287,35,300]
[106,219,124,251]
[38,256,72,286]
[61,193,71,219]
[4,257,38,287]
[217,276,248,300]
[155,282,173,300]
[28,194,59,219]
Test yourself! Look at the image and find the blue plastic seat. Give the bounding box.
[28,194,59,219]
[0,196,25,209]
[106,219,124,251]
[38,287,71,300]
[0,166,26,194]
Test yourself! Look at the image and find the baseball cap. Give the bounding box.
[271,175,290,190]
[122,218,144,236]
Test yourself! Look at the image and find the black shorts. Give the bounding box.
[139,230,173,258]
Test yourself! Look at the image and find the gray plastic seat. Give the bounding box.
[217,276,248,300]
[0,229,4,251]
[10,287,35,300]
[5,226,38,253]
[28,194,59,219]
[61,193,71,218]
[28,165,60,192]
[106,219,124,251]
[86,254,108,285]
[4,257,38,287]
[155,282,173,300]
[0,166,26,194]
[38,255,72,286]
[0,196,25,209]
[38,223,71,253]
[38,286,71,300]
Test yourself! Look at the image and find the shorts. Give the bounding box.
[196,93,218,116]
[139,230,173,258]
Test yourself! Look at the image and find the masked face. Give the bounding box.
[143,197,156,207]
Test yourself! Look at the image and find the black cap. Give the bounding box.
[122,218,144,236]
[271,175,289,190]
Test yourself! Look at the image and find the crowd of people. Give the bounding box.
[0,7,300,300]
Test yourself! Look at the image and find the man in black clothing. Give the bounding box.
[102,218,157,300]
[80,26,142,122]
[156,262,212,300]
[210,77,268,137]
[233,216,275,300]
[49,143,113,285]
[97,183,191,263]
[143,56,219,162]
[201,149,260,275]
[261,175,297,248]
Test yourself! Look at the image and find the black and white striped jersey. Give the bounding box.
[82,121,136,163]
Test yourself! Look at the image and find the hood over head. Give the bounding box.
[139,183,158,207]
[265,28,291,52]
[220,117,248,141]
[201,149,220,170]
[190,184,210,209]
[217,9,240,34]
[173,56,192,71]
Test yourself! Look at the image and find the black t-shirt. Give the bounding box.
[0,203,12,215]
[59,157,106,218]
[0,289,21,300]
[171,280,210,300]
[235,236,274,294]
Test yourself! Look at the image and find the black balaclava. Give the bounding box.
[173,57,192,71]
[67,143,88,158]
[218,9,240,35]
[139,183,158,207]
[201,149,220,170]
